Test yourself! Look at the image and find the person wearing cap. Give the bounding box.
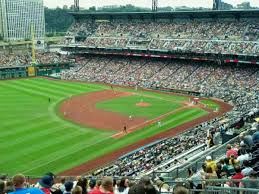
[89,177,114,194]
[205,156,217,172]
[88,179,96,193]
[64,182,73,194]
[37,175,53,194]
[9,174,44,194]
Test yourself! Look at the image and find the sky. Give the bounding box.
[43,0,259,9]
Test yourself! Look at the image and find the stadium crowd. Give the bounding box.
[65,20,259,55]
[61,57,259,114]
[92,125,207,177]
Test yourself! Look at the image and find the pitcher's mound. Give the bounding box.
[136,102,151,107]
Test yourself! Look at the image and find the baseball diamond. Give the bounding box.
[0,78,231,176]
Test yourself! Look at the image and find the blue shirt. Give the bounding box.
[9,188,45,194]
[252,131,259,143]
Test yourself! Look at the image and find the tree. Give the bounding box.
[44,7,74,33]
[237,2,251,9]
[89,6,96,11]
[63,5,68,10]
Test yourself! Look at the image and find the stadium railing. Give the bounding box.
[153,134,241,179]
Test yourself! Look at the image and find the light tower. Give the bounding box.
[74,0,79,11]
[152,0,158,12]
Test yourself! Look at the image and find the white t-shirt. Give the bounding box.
[114,187,129,194]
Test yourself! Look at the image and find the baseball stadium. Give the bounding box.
[0,0,259,194]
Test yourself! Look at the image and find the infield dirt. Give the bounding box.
[59,89,232,176]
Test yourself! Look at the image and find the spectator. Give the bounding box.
[252,125,259,143]
[59,177,66,193]
[114,178,129,194]
[0,180,5,194]
[64,182,74,194]
[241,160,254,176]
[128,176,155,194]
[204,167,218,186]
[72,186,82,194]
[239,171,259,191]
[222,158,235,177]
[5,181,14,193]
[205,156,217,172]
[154,179,170,193]
[38,175,53,194]
[88,179,96,193]
[89,177,114,194]
[9,174,44,194]
[172,185,189,194]
[76,177,87,194]
[226,144,238,158]
[240,133,254,149]
[231,166,244,187]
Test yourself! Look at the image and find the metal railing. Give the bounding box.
[153,134,241,179]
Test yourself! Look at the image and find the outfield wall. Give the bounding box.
[0,63,70,79]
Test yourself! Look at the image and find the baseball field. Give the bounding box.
[0,78,230,176]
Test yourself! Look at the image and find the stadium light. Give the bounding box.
[74,0,79,11]
[152,0,158,12]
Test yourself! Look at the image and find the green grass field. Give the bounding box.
[200,99,220,111]
[0,78,210,176]
[96,95,182,119]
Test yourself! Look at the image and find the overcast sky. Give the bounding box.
[43,0,259,9]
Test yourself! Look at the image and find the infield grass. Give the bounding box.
[0,78,211,176]
[96,95,182,119]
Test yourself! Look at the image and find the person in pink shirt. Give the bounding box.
[226,144,238,158]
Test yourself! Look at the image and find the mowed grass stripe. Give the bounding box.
[0,82,59,99]
[6,132,103,173]
[20,133,109,174]
[25,80,87,96]
[0,127,95,164]
[0,115,51,130]
[0,121,64,148]
[0,119,56,140]
[35,78,108,91]
[24,79,91,94]
[9,80,70,98]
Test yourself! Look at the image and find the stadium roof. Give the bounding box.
[71,9,259,20]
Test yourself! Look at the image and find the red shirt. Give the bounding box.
[226,149,238,158]
[232,173,244,187]
[89,188,114,194]
[40,188,51,194]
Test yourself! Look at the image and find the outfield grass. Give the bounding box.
[0,78,209,176]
